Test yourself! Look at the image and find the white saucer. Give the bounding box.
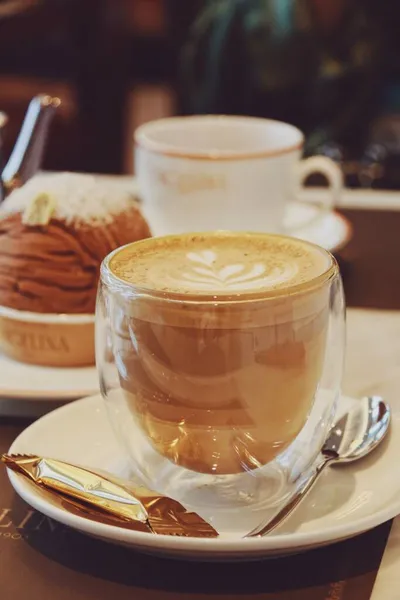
[7,393,399,560]
[0,353,99,401]
[285,202,352,254]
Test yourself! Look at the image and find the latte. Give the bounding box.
[106,232,335,475]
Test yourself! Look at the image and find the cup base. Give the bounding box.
[103,386,338,530]
[131,442,289,510]
[0,307,95,367]
[124,440,299,536]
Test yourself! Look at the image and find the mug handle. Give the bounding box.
[286,156,343,234]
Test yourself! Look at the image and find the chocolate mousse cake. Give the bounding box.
[0,172,151,314]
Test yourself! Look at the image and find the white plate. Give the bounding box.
[7,393,399,561]
[285,202,352,254]
[0,353,99,401]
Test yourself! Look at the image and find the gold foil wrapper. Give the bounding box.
[2,454,218,538]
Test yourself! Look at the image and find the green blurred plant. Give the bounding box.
[181,0,382,157]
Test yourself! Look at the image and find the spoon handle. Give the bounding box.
[1,95,60,199]
[245,455,333,538]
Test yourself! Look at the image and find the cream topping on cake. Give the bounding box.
[1,172,139,225]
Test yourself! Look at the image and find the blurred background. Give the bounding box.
[0,0,399,188]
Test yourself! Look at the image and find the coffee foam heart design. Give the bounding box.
[173,250,299,291]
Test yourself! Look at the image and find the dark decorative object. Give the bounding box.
[181,0,400,189]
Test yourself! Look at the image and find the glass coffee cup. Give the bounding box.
[96,231,345,530]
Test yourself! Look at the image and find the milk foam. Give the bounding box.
[109,233,331,296]
[174,249,299,291]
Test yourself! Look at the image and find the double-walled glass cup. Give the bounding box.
[96,232,345,532]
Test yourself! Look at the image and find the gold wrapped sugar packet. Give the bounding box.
[2,454,218,538]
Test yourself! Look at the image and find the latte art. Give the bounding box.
[109,232,331,297]
[173,250,299,291]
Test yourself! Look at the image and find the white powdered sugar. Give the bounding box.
[1,172,139,225]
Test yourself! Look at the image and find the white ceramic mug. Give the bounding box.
[134,115,343,236]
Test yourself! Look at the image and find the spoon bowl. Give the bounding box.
[246,396,391,538]
[322,395,390,462]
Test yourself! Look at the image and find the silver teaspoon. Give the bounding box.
[245,396,391,538]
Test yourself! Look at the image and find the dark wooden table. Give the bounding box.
[339,208,400,311]
[0,206,399,600]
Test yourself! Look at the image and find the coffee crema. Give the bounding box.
[105,232,335,475]
[108,232,331,297]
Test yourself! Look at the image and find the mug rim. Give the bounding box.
[101,231,338,305]
[134,115,304,161]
